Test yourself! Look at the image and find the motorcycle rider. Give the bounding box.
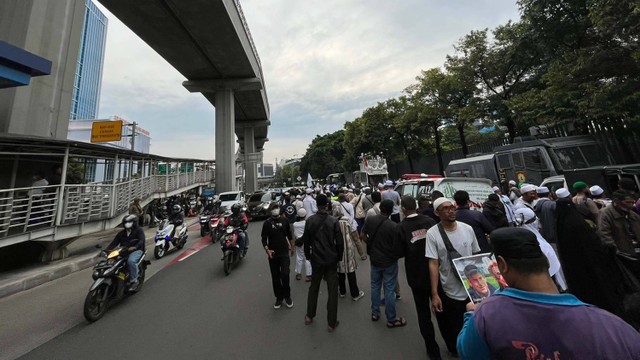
[105,214,146,286]
[224,203,249,256]
[168,204,184,242]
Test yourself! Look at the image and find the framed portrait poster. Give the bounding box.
[452,253,509,304]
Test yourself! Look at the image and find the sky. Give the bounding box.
[95,0,521,165]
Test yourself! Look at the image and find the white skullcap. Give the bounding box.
[590,185,604,196]
[509,180,517,186]
[536,186,550,194]
[384,180,394,187]
[297,208,307,218]
[433,197,453,211]
[520,184,537,194]
[556,188,571,198]
[305,188,313,194]
[492,186,500,192]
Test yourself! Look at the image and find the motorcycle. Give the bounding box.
[83,247,150,322]
[209,212,224,243]
[153,219,188,259]
[199,212,212,237]
[218,224,246,275]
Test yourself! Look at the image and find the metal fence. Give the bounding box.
[0,170,214,241]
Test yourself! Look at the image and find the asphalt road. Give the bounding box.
[14,220,453,360]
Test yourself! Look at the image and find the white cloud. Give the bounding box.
[94,0,520,166]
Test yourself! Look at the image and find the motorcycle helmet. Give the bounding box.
[172,204,182,213]
[122,214,137,228]
[231,203,241,215]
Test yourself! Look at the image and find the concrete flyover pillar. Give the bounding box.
[215,88,236,192]
[243,126,258,193]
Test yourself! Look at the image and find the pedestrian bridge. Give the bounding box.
[0,135,215,256]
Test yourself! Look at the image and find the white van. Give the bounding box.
[395,177,494,206]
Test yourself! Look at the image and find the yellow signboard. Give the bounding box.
[91,120,123,142]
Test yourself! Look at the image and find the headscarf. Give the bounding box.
[514,208,567,289]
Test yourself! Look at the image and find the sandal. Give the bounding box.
[304,315,313,325]
[386,317,407,328]
[371,314,380,322]
[295,274,302,280]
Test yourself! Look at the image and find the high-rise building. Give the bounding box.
[70,0,107,121]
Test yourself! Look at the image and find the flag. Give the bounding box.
[307,173,313,188]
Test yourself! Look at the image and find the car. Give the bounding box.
[217,191,245,212]
[394,176,494,207]
[246,191,279,220]
[540,175,567,193]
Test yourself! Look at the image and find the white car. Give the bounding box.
[217,191,245,212]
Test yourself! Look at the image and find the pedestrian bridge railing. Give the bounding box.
[0,170,214,247]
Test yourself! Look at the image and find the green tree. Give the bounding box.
[300,130,346,180]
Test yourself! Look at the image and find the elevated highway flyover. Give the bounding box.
[97,0,270,194]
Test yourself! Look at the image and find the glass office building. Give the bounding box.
[70,0,107,120]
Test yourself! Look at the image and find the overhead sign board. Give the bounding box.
[91,120,123,143]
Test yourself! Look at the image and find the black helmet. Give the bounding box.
[231,203,242,215]
[172,204,181,213]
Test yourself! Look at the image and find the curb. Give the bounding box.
[0,217,201,300]
[0,254,99,299]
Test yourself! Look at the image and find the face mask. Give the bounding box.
[271,209,280,217]
[124,222,133,229]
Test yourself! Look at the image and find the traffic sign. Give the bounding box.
[296,176,302,181]
[91,120,123,142]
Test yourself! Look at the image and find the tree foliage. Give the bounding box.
[298,0,639,176]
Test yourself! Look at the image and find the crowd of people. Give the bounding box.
[257,178,640,359]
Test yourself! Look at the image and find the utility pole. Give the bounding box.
[130,121,137,151]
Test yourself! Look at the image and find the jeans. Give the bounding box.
[238,230,248,250]
[295,245,311,276]
[268,254,291,300]
[127,250,143,281]
[306,264,338,327]
[371,261,398,322]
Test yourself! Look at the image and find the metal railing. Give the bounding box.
[0,170,214,241]
[232,0,263,78]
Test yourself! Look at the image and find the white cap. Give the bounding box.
[384,180,394,187]
[520,184,537,194]
[536,186,550,194]
[590,185,604,196]
[377,183,384,188]
[492,186,500,192]
[556,188,571,198]
[305,188,313,194]
[295,195,302,199]
[433,197,454,211]
[509,180,517,186]
[297,208,307,218]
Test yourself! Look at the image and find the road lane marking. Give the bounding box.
[164,235,212,267]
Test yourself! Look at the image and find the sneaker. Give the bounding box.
[295,274,302,280]
[274,299,282,309]
[284,297,294,308]
[339,293,346,298]
[396,294,402,300]
[305,276,312,282]
[352,290,365,301]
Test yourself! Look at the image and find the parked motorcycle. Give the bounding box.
[153,219,188,259]
[218,224,246,275]
[83,247,150,322]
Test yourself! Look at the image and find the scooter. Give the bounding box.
[209,212,224,243]
[83,247,150,322]
[199,212,212,237]
[153,219,188,259]
[219,224,245,275]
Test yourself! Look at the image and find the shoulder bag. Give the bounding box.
[437,223,462,267]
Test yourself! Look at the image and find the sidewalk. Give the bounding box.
[0,218,200,299]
